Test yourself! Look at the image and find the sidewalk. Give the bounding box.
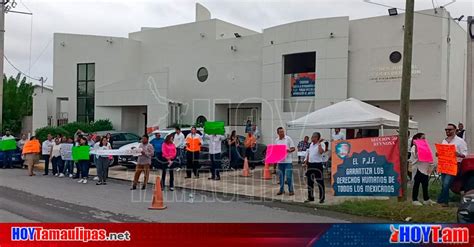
[35,162,385,205]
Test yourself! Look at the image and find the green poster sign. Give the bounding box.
[204,121,225,135]
[0,139,17,151]
[72,146,90,161]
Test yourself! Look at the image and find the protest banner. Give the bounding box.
[90,148,143,157]
[331,136,401,196]
[72,146,90,161]
[265,144,287,164]
[60,144,73,161]
[413,139,434,163]
[435,143,458,176]
[0,139,17,151]
[204,121,225,135]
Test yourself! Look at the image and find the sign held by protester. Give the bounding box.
[435,144,458,176]
[331,136,401,196]
[204,121,225,135]
[0,139,17,151]
[60,144,73,161]
[265,144,287,164]
[413,139,434,163]
[72,146,90,161]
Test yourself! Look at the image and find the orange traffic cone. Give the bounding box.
[241,157,251,177]
[148,176,167,210]
[263,163,272,180]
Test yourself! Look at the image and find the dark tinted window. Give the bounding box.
[124,133,139,141]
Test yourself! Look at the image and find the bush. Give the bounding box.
[34,119,114,142]
[92,119,113,132]
[35,126,69,142]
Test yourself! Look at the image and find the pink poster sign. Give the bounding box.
[265,144,287,164]
[414,139,434,163]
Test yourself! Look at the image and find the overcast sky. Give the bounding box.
[4,0,473,86]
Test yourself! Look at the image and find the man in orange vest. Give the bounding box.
[185,126,202,179]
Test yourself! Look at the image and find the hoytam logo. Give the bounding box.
[11,227,131,242]
[390,225,469,244]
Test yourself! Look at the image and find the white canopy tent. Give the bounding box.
[286,98,418,132]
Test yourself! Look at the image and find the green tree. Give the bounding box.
[2,73,34,134]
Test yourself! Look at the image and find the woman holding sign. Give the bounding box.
[77,137,91,184]
[95,137,112,185]
[409,133,435,206]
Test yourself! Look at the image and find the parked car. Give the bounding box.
[93,131,141,166]
[118,128,198,168]
[0,146,23,168]
[457,174,474,223]
[94,131,141,149]
[118,130,266,170]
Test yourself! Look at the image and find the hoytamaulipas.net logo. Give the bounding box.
[11,226,131,242]
[390,224,469,244]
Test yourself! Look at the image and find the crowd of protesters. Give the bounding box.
[1,121,470,208]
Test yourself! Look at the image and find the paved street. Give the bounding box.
[0,168,357,223]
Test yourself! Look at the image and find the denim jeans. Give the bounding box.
[79,160,90,179]
[437,173,455,204]
[3,150,13,168]
[210,153,221,179]
[64,160,74,176]
[96,157,109,182]
[278,163,294,193]
[51,156,63,175]
[43,154,50,174]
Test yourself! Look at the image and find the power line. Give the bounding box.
[4,55,41,81]
[30,37,52,69]
[363,0,468,22]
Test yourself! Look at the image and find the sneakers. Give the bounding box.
[423,199,436,205]
[176,168,181,172]
[54,173,59,177]
[412,201,423,206]
[59,173,65,178]
[77,179,84,183]
[82,179,88,184]
[69,174,74,178]
[169,187,174,191]
[96,182,102,185]
[93,176,100,181]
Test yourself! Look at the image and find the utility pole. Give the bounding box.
[466,16,473,149]
[0,1,6,129]
[398,0,415,202]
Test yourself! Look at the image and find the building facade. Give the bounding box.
[46,4,467,145]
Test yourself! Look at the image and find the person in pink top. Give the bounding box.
[161,134,177,191]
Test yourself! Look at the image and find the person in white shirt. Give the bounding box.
[437,123,468,207]
[42,134,54,175]
[275,127,296,196]
[203,133,226,180]
[173,127,186,170]
[49,138,64,177]
[303,132,326,203]
[1,130,16,169]
[95,137,112,185]
[331,128,345,141]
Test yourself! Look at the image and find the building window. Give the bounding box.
[389,51,402,63]
[197,67,208,82]
[228,108,258,126]
[77,63,95,123]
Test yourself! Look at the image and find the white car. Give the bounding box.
[118,128,202,167]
